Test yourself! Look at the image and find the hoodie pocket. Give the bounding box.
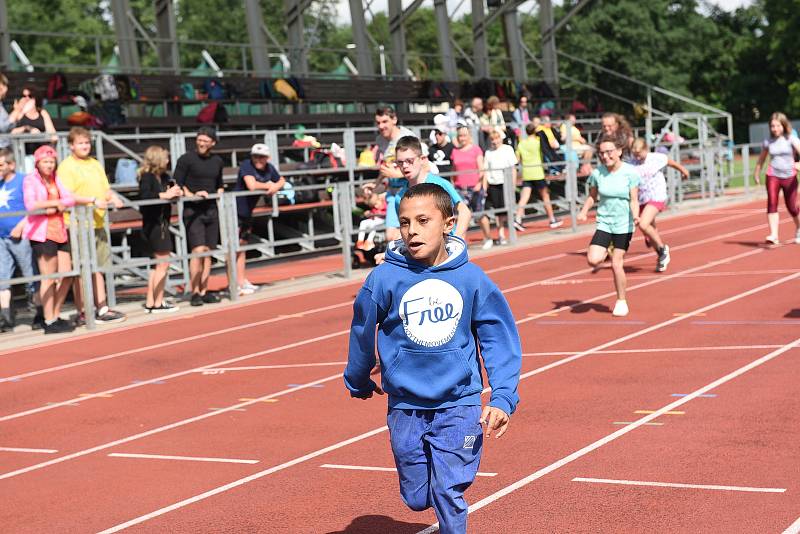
[383,347,473,401]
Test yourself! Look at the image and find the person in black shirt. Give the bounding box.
[232,143,285,295]
[428,115,455,178]
[138,146,182,313]
[172,127,225,306]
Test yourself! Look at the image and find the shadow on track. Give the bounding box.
[552,300,613,314]
[326,515,431,533]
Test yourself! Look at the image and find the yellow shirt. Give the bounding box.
[516,136,545,181]
[57,155,110,229]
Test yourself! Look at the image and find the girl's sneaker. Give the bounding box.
[549,219,563,229]
[238,286,255,296]
[795,229,800,244]
[765,235,780,245]
[150,303,179,314]
[612,299,629,317]
[481,239,494,250]
[242,280,259,291]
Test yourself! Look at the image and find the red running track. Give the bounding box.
[1,200,799,533]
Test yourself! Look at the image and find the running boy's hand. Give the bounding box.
[480,406,510,438]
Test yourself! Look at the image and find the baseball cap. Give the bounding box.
[196,126,217,142]
[433,113,449,133]
[34,145,58,165]
[250,143,270,157]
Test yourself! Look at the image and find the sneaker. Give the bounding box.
[31,310,45,331]
[0,317,10,333]
[656,244,671,272]
[499,239,509,246]
[765,235,780,245]
[238,286,255,296]
[96,308,127,324]
[202,292,221,304]
[72,313,86,327]
[481,239,494,250]
[549,219,564,229]
[242,280,259,291]
[190,293,204,307]
[44,318,75,335]
[150,303,179,314]
[612,299,629,317]
[513,221,526,232]
[795,229,800,244]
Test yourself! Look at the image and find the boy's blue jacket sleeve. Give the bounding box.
[344,283,384,398]
[474,280,522,415]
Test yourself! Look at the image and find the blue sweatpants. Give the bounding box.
[388,405,483,534]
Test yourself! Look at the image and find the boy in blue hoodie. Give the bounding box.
[344,183,522,534]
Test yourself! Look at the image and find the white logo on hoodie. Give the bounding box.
[399,279,463,347]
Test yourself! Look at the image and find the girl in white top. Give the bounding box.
[753,112,800,244]
[630,138,689,272]
[479,130,518,249]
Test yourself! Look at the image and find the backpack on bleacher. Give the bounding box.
[203,78,226,100]
[46,73,68,101]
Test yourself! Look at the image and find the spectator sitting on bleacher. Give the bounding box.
[0,148,41,331]
[232,143,285,296]
[58,127,127,325]
[535,113,562,178]
[480,96,507,149]
[461,97,485,129]
[0,74,27,150]
[601,112,634,160]
[11,87,57,157]
[428,115,454,177]
[138,145,182,314]
[353,189,387,266]
[512,95,531,139]
[173,126,225,307]
[446,99,464,132]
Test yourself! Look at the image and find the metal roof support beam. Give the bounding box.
[244,0,271,76]
[471,0,489,79]
[348,0,375,77]
[153,0,179,74]
[502,7,526,83]
[434,0,458,81]
[538,0,558,95]
[388,0,407,77]
[110,0,141,73]
[285,0,311,76]
[0,0,9,71]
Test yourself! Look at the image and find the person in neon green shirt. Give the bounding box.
[514,123,562,230]
[58,127,126,324]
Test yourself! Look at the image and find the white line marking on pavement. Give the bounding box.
[92,271,800,533]
[0,329,350,423]
[0,373,344,481]
[320,464,497,477]
[108,453,259,464]
[783,516,800,534]
[611,422,663,426]
[522,344,786,357]
[415,334,800,533]
[572,477,785,493]
[0,447,58,454]
[198,362,347,374]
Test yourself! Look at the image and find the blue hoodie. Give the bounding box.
[344,236,521,415]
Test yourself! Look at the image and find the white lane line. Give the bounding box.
[611,422,663,426]
[1,220,768,423]
[109,453,259,465]
[546,269,798,285]
[0,210,760,382]
[415,335,800,534]
[504,217,774,297]
[0,329,350,423]
[783,516,800,534]
[320,464,497,477]
[0,301,352,383]
[199,362,347,374]
[93,271,800,533]
[572,477,785,493]
[0,447,58,454]
[0,372,344,481]
[523,344,786,357]
[694,320,800,325]
[95,426,391,534]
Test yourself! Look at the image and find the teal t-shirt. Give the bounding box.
[586,163,640,234]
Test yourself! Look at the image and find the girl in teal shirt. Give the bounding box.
[578,133,640,317]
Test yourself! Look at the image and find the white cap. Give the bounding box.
[433,113,449,132]
[250,143,270,156]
